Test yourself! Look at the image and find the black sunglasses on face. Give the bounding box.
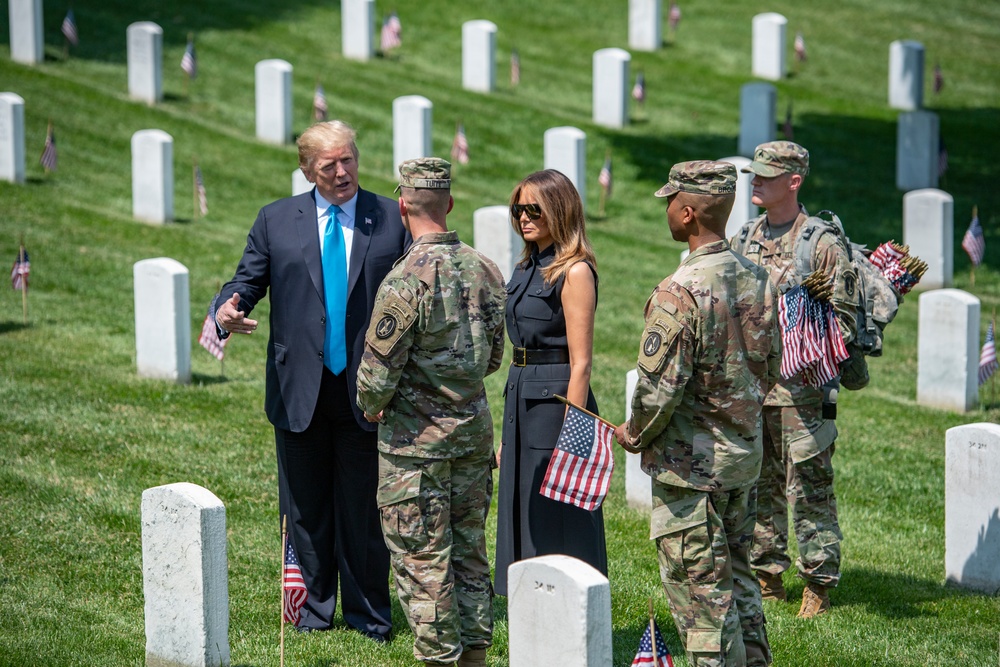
[510,203,543,220]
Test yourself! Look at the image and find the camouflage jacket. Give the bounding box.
[356,231,507,459]
[732,205,857,406]
[626,239,782,491]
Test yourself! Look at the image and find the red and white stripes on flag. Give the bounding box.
[283,541,308,625]
[980,320,998,386]
[61,10,79,46]
[777,285,848,387]
[199,300,227,361]
[539,403,615,511]
[962,213,985,267]
[40,123,57,172]
[313,83,328,122]
[451,123,469,165]
[380,12,402,52]
[194,165,208,216]
[11,249,30,291]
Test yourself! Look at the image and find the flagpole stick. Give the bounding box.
[280,514,288,667]
[648,597,659,665]
[554,395,617,429]
[18,238,27,325]
[192,158,198,222]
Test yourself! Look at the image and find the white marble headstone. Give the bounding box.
[127,22,163,105]
[255,59,293,145]
[624,369,652,511]
[508,555,612,667]
[292,167,312,196]
[628,0,662,52]
[889,40,924,111]
[896,110,939,191]
[462,20,497,93]
[917,289,979,412]
[392,95,433,176]
[592,48,631,129]
[473,205,524,283]
[738,83,776,158]
[0,93,26,184]
[133,258,191,384]
[945,423,1000,595]
[543,127,587,204]
[9,0,44,65]
[903,188,953,290]
[131,129,174,224]
[718,155,759,237]
[342,0,375,61]
[142,482,229,667]
[751,13,787,81]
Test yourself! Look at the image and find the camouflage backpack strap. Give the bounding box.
[730,214,767,260]
[793,210,851,286]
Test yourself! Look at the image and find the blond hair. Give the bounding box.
[297,121,358,171]
[509,170,597,285]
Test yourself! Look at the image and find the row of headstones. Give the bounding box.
[145,416,999,666]
[142,482,613,666]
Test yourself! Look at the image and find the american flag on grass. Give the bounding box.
[632,619,674,667]
[380,12,402,52]
[934,62,944,94]
[962,211,985,267]
[194,164,208,216]
[62,10,79,46]
[599,155,613,196]
[632,71,646,104]
[510,48,521,86]
[313,83,328,122]
[794,31,807,62]
[451,123,469,165]
[283,541,308,625]
[668,2,681,33]
[980,320,998,386]
[181,38,197,79]
[198,299,227,361]
[539,402,614,511]
[11,250,30,292]
[40,122,57,172]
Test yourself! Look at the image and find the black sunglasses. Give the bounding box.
[510,203,543,220]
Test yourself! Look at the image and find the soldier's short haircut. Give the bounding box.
[400,186,450,218]
[676,191,735,234]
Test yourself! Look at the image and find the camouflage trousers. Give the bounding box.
[652,482,771,667]
[751,405,842,587]
[377,450,494,664]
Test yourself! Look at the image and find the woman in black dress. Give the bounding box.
[494,169,607,596]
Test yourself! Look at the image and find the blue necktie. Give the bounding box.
[322,205,347,374]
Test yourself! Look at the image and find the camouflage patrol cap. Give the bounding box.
[395,157,451,193]
[654,160,738,198]
[742,141,810,177]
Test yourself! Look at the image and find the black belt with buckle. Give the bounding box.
[512,347,570,366]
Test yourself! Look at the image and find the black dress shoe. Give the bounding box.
[358,628,391,644]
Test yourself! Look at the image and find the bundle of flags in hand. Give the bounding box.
[777,271,849,387]
[868,241,928,295]
[539,401,614,511]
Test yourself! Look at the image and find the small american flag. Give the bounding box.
[934,62,944,94]
[632,71,646,104]
[451,123,469,165]
[794,31,807,62]
[539,403,614,511]
[783,100,794,140]
[181,39,197,79]
[980,320,998,386]
[11,249,30,292]
[61,9,79,46]
[668,2,681,32]
[40,122,57,172]
[632,619,674,667]
[598,155,613,196]
[194,164,208,216]
[510,48,521,86]
[380,12,402,52]
[313,83,328,122]
[962,212,985,267]
[283,541,308,625]
[198,299,227,361]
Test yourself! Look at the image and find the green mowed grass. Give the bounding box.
[2,0,999,665]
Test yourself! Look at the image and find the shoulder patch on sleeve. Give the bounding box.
[366,289,418,356]
[637,309,684,374]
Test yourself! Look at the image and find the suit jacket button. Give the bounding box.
[321,316,326,325]
[508,415,514,423]
[318,351,323,358]
[541,389,548,396]
[535,288,542,294]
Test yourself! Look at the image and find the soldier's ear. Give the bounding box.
[398,197,408,217]
[788,174,803,192]
[446,196,454,214]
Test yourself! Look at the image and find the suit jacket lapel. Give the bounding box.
[296,190,325,302]
[349,188,376,298]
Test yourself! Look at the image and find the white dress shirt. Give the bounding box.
[315,190,358,278]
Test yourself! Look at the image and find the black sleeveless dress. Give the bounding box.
[493,245,608,596]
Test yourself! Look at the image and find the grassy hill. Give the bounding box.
[1,1,998,665]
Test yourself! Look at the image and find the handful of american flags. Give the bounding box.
[868,241,928,296]
[778,271,847,387]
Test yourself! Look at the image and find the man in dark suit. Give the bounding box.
[215,120,407,640]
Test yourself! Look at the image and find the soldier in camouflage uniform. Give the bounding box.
[615,161,782,667]
[356,158,506,667]
[730,142,857,618]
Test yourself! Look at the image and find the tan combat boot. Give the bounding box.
[457,648,487,667]
[797,583,831,618]
[757,572,787,602]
